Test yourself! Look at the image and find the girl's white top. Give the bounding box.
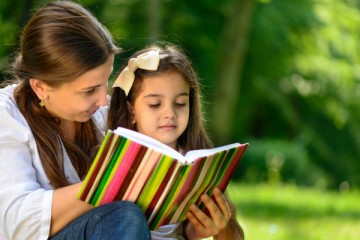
[0,84,182,240]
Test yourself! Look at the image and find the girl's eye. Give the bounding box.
[149,103,161,108]
[175,102,186,107]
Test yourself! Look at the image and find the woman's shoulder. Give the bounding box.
[0,84,32,134]
[0,84,19,112]
[0,83,16,96]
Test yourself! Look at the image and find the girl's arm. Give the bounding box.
[50,182,93,236]
[183,187,244,240]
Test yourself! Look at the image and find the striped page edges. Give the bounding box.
[77,127,248,230]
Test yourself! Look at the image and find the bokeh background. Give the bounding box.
[1,0,359,239]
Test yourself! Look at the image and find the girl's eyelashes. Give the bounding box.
[149,103,161,108]
[147,101,188,108]
[175,102,187,107]
[145,96,189,108]
[175,97,189,107]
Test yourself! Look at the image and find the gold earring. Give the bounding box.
[39,99,45,107]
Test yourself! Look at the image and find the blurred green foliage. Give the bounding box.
[228,183,360,240]
[1,0,359,190]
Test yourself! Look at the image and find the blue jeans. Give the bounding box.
[49,201,151,240]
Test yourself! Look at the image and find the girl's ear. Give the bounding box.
[29,78,48,100]
[128,102,136,124]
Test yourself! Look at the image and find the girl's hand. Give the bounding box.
[184,187,232,240]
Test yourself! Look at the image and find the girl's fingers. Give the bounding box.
[185,189,233,238]
[199,188,231,225]
[199,190,228,230]
[186,204,219,237]
[188,203,213,227]
[186,206,205,229]
[212,187,232,221]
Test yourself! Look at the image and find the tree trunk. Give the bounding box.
[211,0,256,144]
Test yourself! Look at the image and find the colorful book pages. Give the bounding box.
[77,128,248,230]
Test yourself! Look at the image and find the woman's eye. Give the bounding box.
[85,88,96,95]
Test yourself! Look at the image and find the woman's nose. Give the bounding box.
[97,89,108,106]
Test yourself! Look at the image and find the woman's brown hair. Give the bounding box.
[10,1,119,189]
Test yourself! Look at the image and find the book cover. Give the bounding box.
[77,127,248,230]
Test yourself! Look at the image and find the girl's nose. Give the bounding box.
[163,105,175,119]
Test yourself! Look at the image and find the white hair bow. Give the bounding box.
[112,50,160,95]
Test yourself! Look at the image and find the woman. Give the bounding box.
[0,1,150,239]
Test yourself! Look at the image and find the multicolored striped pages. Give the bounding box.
[77,127,248,230]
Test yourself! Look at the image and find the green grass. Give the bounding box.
[226,183,360,240]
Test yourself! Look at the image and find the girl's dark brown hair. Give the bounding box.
[108,44,212,152]
[10,1,119,189]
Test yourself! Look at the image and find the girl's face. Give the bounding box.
[132,71,190,149]
[38,55,114,123]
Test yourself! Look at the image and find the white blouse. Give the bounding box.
[0,84,183,240]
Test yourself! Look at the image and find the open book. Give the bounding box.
[77,127,248,230]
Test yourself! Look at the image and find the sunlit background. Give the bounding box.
[1,0,359,239]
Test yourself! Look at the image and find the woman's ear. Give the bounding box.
[29,78,48,100]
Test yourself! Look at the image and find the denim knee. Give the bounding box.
[99,201,144,217]
[97,201,148,225]
[93,201,150,239]
[50,201,150,240]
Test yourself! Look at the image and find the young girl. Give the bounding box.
[109,45,244,240]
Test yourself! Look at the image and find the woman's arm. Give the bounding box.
[50,104,111,236]
[50,182,93,236]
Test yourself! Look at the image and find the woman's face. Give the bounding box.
[41,55,114,123]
